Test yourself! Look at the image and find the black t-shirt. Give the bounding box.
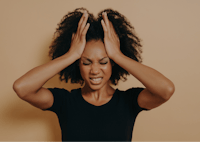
[43,87,148,141]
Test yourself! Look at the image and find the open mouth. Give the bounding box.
[89,77,103,84]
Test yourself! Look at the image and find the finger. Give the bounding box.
[102,12,110,29]
[102,12,112,37]
[109,21,115,34]
[108,21,119,41]
[81,23,90,37]
[79,12,89,34]
[109,21,117,37]
[77,11,86,32]
[101,19,108,33]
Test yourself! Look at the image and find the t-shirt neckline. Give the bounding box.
[78,88,118,107]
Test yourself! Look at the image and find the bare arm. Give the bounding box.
[13,11,90,110]
[101,12,175,110]
[112,53,175,110]
[13,53,79,109]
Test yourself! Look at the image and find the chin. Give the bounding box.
[86,83,103,90]
[85,78,108,91]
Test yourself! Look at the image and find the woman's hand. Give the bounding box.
[68,10,90,59]
[13,11,91,108]
[101,12,121,59]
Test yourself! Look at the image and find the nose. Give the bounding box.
[90,63,100,74]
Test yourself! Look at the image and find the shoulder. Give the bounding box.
[48,87,82,98]
[116,87,144,104]
[117,87,149,111]
[48,87,70,93]
[117,87,144,96]
[42,88,73,112]
[47,87,71,100]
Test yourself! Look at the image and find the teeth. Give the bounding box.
[91,78,102,81]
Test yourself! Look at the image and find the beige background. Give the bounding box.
[0,0,200,141]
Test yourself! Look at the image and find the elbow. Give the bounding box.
[13,80,26,99]
[162,82,175,101]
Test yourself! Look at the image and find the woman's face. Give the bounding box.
[79,40,112,90]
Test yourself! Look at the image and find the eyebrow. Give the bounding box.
[82,56,108,62]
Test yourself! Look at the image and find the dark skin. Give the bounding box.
[13,10,175,110]
[100,12,175,109]
[79,40,115,106]
[79,12,175,108]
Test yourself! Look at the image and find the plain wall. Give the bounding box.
[0,0,200,141]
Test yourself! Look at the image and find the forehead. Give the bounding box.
[81,40,107,60]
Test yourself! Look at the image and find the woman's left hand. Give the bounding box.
[101,12,121,59]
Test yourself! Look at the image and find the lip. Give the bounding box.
[89,76,103,79]
[89,77,103,85]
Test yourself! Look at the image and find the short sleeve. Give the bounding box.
[42,88,70,115]
[125,87,149,113]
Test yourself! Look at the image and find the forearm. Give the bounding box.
[13,52,78,97]
[111,53,175,99]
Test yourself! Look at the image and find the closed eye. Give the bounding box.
[83,63,91,65]
[100,62,108,65]
[83,62,108,65]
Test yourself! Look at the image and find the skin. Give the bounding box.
[13,10,90,109]
[13,10,175,110]
[79,40,115,106]
[101,12,175,109]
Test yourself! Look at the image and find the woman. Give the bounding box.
[13,8,175,141]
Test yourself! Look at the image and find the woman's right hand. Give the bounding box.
[68,10,90,59]
[13,11,90,110]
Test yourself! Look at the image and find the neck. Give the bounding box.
[81,83,114,101]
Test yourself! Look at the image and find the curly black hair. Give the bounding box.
[49,7,142,86]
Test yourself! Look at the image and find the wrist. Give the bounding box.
[109,51,123,62]
[64,51,80,61]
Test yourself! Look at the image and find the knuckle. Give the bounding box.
[81,32,85,36]
[104,30,108,33]
[81,24,85,29]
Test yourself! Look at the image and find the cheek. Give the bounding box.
[79,63,112,78]
[79,66,89,78]
[102,64,112,75]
